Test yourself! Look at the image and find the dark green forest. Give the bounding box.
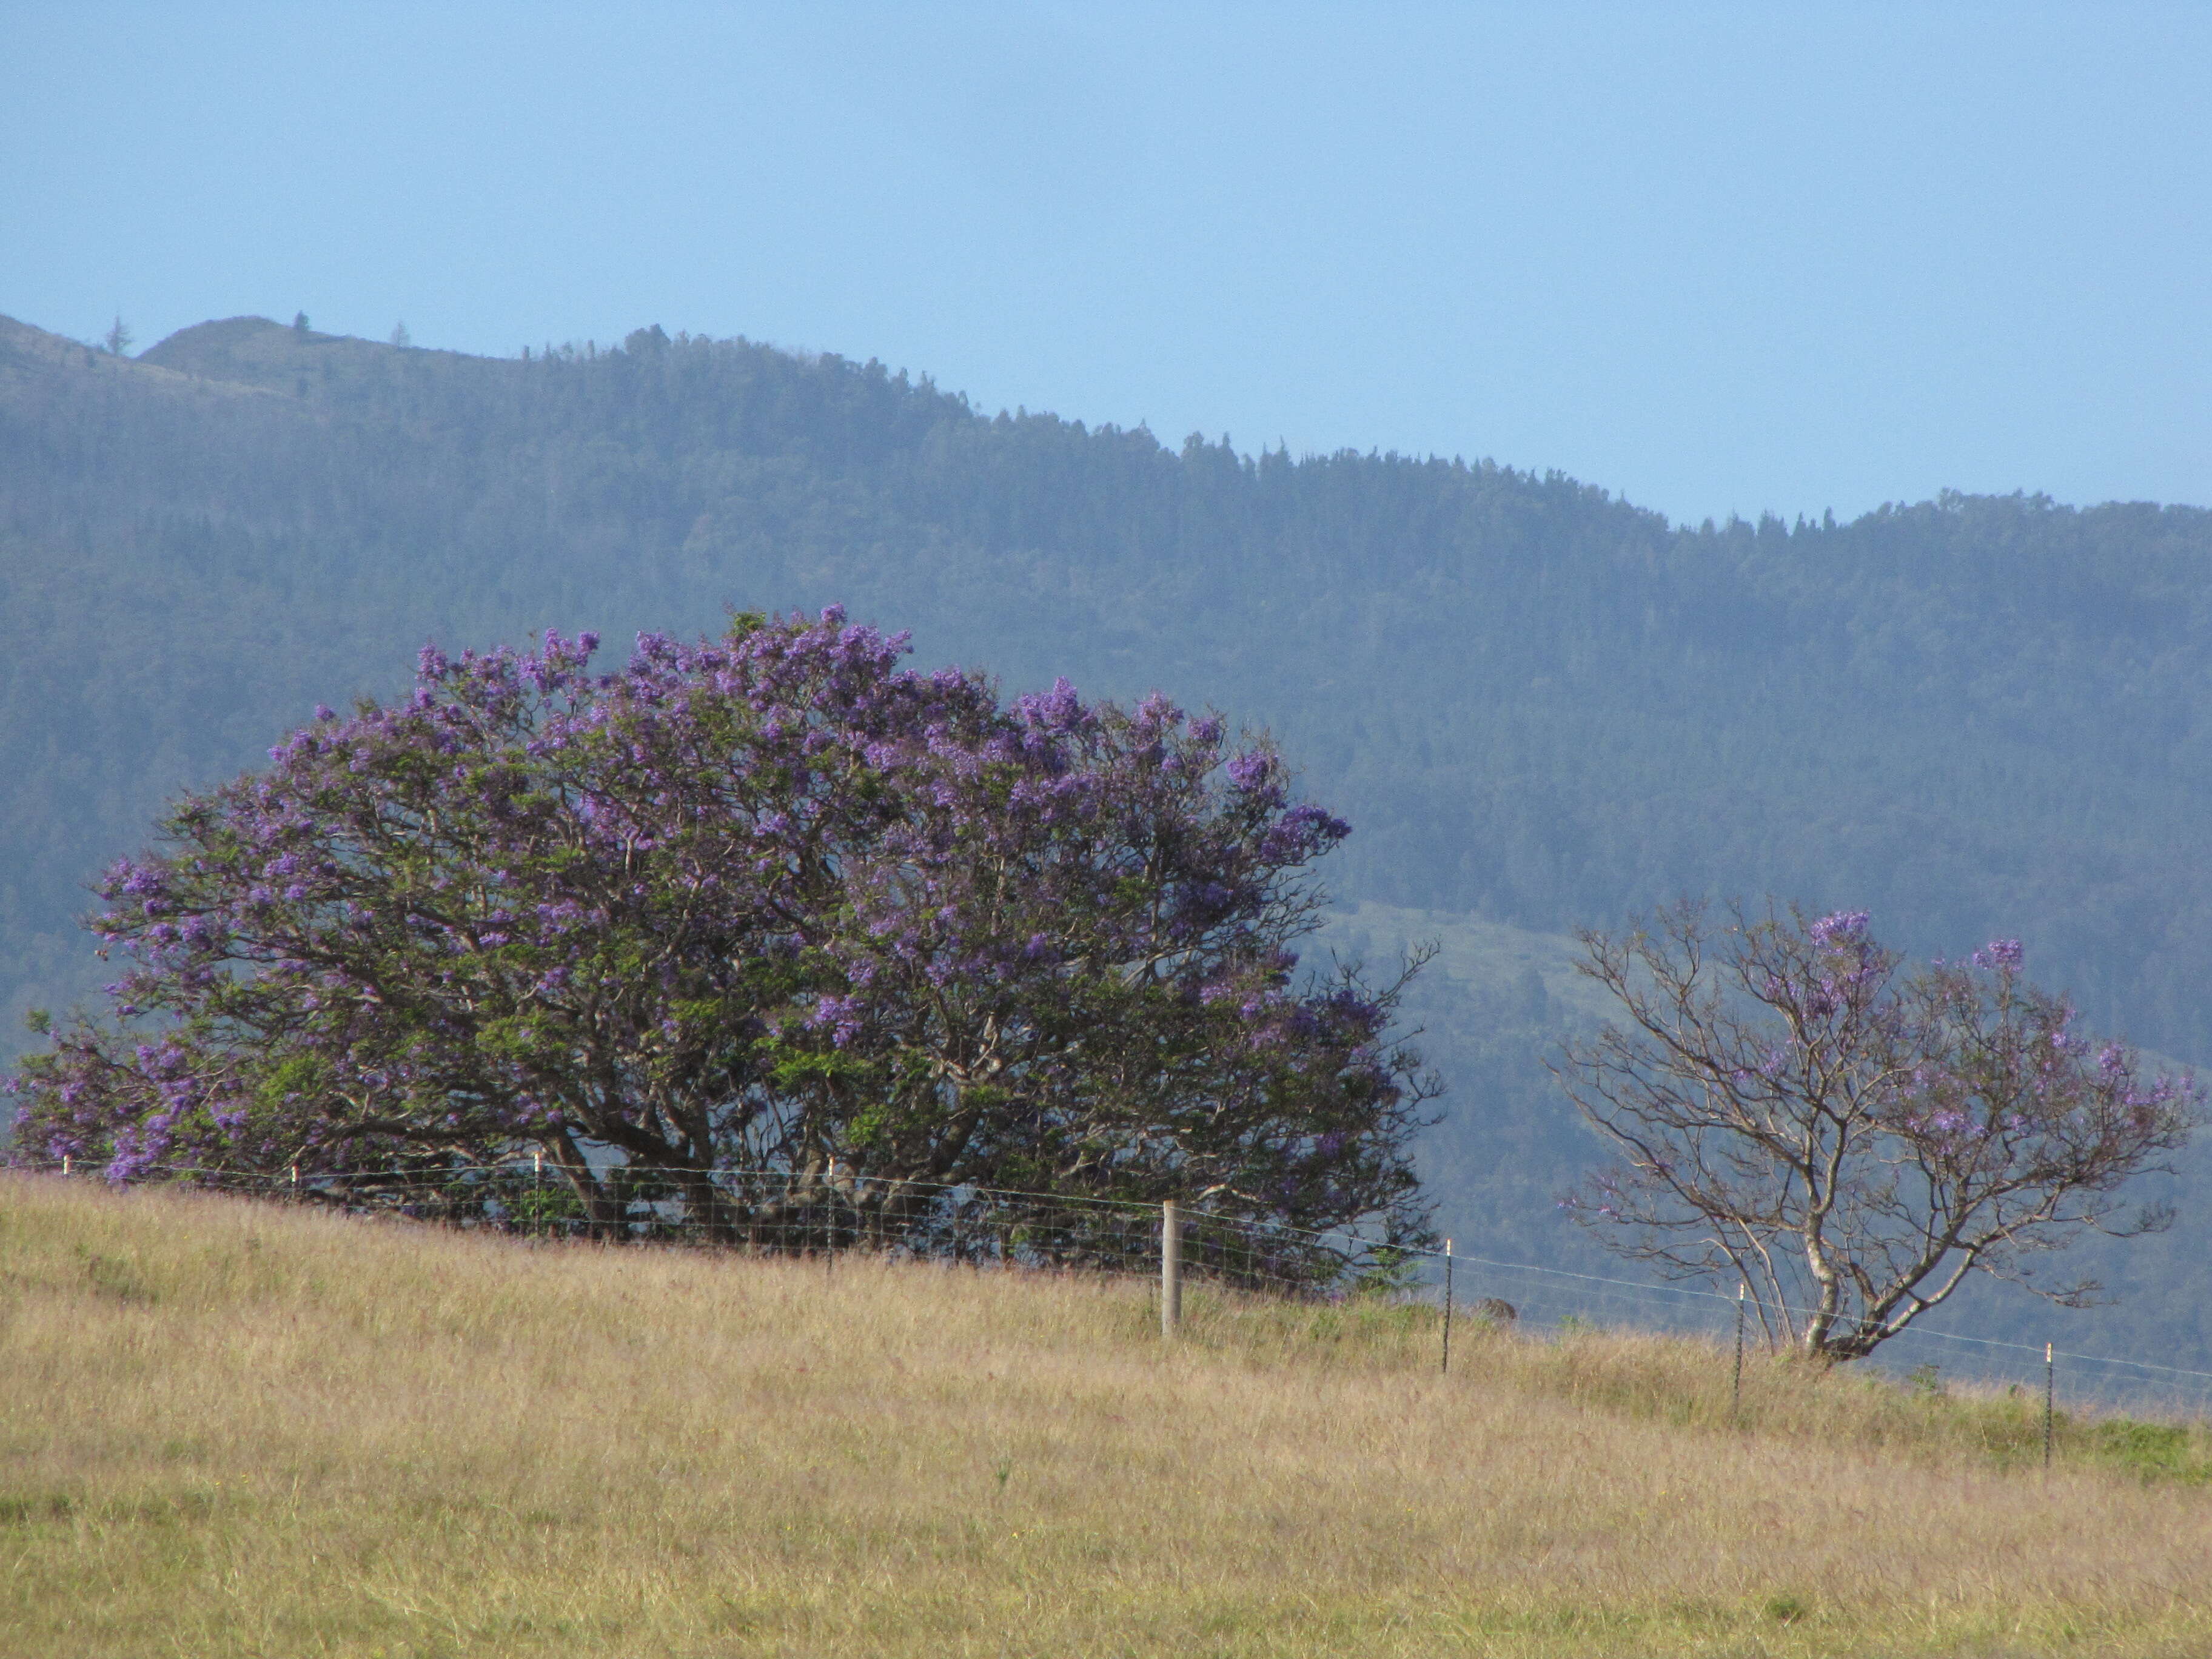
[6,310,2211,1371]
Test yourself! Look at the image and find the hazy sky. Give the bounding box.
[5,2,2207,525]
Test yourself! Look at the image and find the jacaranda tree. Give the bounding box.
[7,609,1435,1251]
[1556,902,2199,1361]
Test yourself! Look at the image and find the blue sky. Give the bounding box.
[4,1,2207,525]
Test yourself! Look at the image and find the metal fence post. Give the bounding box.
[1441,1239,1454,1375]
[2044,1342,2055,1470]
[1732,1284,1746,1423]
[1161,1200,1181,1339]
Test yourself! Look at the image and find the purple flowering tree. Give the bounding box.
[1556,902,2199,1361]
[7,608,1435,1253]
[816,682,1435,1244]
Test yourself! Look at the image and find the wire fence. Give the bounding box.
[10,1155,1391,1300]
[14,1154,2212,1421]
[1410,1245,2212,1420]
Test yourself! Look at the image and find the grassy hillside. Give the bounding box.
[4,1175,2210,1658]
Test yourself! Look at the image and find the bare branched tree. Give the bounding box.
[1553,902,2199,1361]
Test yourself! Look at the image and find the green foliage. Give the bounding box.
[504,1181,584,1230]
[2089,1419,2212,1484]
[1350,1244,1426,1297]
[76,1245,157,1304]
[1761,1593,1813,1626]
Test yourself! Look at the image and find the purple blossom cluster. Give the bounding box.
[7,608,1430,1245]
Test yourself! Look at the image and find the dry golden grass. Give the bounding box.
[3,1174,2209,1658]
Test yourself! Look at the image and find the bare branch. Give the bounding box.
[1555,902,2200,1362]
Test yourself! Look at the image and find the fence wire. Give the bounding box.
[1403,1244,2212,1418]
[14,1156,2212,1418]
[11,1157,1388,1301]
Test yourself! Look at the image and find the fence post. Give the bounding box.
[1732,1284,1746,1423]
[533,1149,543,1238]
[1161,1200,1182,1339]
[2044,1342,2055,1470]
[1441,1238,1454,1375]
[61,1155,71,1178]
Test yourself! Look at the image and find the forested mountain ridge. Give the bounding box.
[29,309,2209,1042]
[7,309,2212,1365]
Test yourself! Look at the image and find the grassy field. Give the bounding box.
[2,1175,2209,1657]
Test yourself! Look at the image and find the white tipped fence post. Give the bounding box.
[1161,1200,1182,1339]
[1441,1239,1454,1375]
[2044,1342,2055,1469]
[1732,1284,1746,1423]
